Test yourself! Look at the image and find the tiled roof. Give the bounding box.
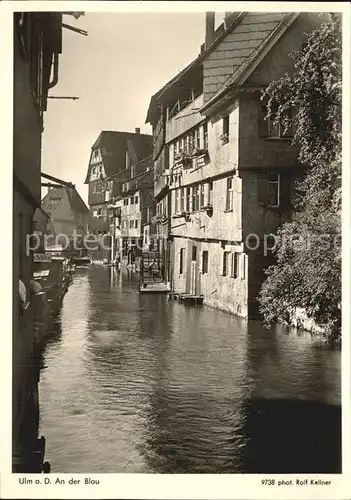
[66,186,89,214]
[201,12,298,108]
[146,12,298,120]
[84,131,153,184]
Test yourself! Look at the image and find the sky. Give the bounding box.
[41,12,224,205]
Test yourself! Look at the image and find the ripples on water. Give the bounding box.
[39,267,341,473]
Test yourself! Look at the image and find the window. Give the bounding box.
[179,248,185,274]
[268,172,280,207]
[209,182,213,206]
[203,122,208,150]
[200,184,205,208]
[191,185,200,211]
[175,189,180,213]
[221,115,230,144]
[192,246,197,261]
[93,209,98,217]
[186,187,191,212]
[97,208,102,216]
[129,220,133,228]
[202,251,209,274]
[130,196,134,204]
[195,128,201,149]
[222,252,229,276]
[259,103,293,139]
[231,253,240,278]
[92,167,97,174]
[135,220,139,229]
[226,178,233,211]
[135,195,138,205]
[180,188,185,212]
[189,130,195,152]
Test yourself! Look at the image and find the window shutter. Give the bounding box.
[258,103,268,137]
[257,172,269,205]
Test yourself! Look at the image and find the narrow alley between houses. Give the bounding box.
[38,266,341,474]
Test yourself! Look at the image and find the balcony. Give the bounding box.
[166,94,204,143]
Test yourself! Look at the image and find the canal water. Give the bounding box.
[39,266,341,473]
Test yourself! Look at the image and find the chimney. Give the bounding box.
[205,12,215,50]
[135,127,140,134]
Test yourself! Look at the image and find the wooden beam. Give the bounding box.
[41,172,75,189]
[41,183,62,188]
[62,23,88,36]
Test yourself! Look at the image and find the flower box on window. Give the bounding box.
[173,210,190,220]
[190,147,208,158]
[219,133,229,145]
[200,204,213,216]
[174,151,192,166]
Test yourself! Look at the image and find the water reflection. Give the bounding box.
[39,267,341,473]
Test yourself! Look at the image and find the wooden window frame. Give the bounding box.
[202,250,209,274]
[231,252,240,279]
[209,182,213,206]
[225,178,233,212]
[179,248,185,274]
[267,172,280,208]
[222,251,229,276]
[200,184,205,208]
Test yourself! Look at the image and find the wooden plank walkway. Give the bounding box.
[139,282,171,293]
[168,293,204,305]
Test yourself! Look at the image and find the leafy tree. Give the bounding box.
[258,14,342,341]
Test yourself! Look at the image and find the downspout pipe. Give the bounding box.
[48,53,59,89]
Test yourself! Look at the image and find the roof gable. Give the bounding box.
[202,12,295,107]
[84,131,153,184]
[41,186,88,215]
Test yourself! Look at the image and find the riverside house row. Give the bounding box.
[145,11,328,317]
[84,129,153,261]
